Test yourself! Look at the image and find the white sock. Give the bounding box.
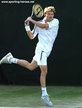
[10,58,18,64]
[41,87,48,96]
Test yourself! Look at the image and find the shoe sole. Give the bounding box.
[0,52,12,64]
[41,98,53,106]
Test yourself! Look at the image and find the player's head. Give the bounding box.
[44,6,56,21]
[44,6,56,14]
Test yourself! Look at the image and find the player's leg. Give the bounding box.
[40,65,53,106]
[0,52,38,71]
[40,65,47,88]
[40,65,48,95]
[17,59,38,71]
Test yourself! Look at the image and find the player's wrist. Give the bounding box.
[25,26,30,31]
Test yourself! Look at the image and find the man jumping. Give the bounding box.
[0,6,59,106]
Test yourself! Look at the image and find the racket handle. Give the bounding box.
[25,20,28,24]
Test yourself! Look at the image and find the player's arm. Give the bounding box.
[27,17,49,29]
[24,22,35,40]
[31,19,49,29]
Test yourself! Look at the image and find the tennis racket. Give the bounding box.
[25,4,43,24]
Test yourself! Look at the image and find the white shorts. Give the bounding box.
[33,46,50,66]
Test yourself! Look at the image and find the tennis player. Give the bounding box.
[0,6,59,106]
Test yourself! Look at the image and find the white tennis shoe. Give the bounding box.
[41,95,53,106]
[0,52,13,64]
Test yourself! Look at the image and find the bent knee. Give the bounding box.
[25,64,34,71]
[30,68,34,71]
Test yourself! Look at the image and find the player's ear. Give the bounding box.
[44,13,46,16]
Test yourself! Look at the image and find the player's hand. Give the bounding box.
[24,19,29,26]
[26,17,32,22]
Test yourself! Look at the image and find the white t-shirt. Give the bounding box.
[32,18,59,52]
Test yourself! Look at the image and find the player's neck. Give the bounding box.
[45,17,53,22]
[45,18,49,23]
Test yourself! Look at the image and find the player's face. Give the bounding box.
[45,11,54,21]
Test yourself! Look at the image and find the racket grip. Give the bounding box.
[25,20,29,24]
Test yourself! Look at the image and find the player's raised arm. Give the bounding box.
[27,17,49,29]
[24,21,35,40]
